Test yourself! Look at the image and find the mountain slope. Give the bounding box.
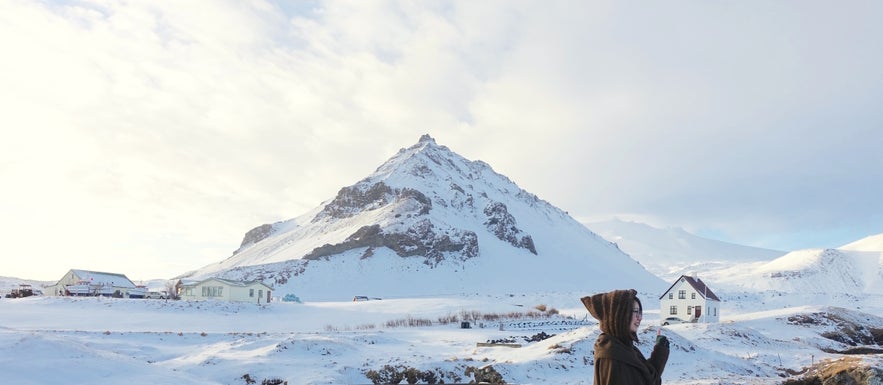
[584,219,785,280]
[187,135,666,300]
[701,245,883,295]
[840,233,883,251]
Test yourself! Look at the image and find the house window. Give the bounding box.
[249,289,254,297]
[668,293,673,299]
[678,290,686,299]
[669,306,677,315]
[258,289,263,298]
[687,306,693,315]
[201,286,223,297]
[691,293,696,299]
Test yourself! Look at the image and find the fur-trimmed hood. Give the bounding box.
[581,289,641,344]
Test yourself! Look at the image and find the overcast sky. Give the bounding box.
[2,1,882,282]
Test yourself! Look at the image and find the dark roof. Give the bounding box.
[659,275,721,302]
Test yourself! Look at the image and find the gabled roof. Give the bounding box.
[68,269,136,288]
[659,274,721,302]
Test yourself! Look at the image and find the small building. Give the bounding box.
[178,277,273,303]
[46,269,141,298]
[659,274,721,323]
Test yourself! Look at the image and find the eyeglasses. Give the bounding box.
[632,309,643,318]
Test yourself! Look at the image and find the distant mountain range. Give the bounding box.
[585,219,883,296]
[583,219,785,280]
[180,135,883,301]
[7,135,882,302]
[185,135,665,300]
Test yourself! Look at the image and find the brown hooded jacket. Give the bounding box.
[581,289,669,385]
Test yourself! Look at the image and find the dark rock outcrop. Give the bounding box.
[483,201,537,254]
[314,182,431,221]
[235,224,278,254]
[303,220,478,265]
[303,177,480,264]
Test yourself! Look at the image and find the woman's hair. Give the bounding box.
[581,289,641,344]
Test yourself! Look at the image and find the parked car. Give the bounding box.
[661,316,687,325]
[145,291,168,299]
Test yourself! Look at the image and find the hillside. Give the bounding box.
[186,135,665,300]
[2,293,883,385]
[702,246,883,295]
[584,219,785,280]
[840,233,883,251]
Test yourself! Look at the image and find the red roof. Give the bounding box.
[659,275,721,302]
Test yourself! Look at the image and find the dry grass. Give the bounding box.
[815,357,862,378]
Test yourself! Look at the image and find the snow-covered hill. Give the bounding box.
[584,219,785,280]
[702,246,883,295]
[840,233,883,251]
[2,293,882,385]
[187,135,665,300]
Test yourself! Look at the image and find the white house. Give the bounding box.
[178,278,273,303]
[659,274,721,324]
[45,269,142,298]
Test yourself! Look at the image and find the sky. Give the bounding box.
[2,0,882,282]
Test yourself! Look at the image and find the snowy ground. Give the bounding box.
[2,291,882,385]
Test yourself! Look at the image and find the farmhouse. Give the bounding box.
[659,274,721,324]
[45,269,142,298]
[178,278,273,303]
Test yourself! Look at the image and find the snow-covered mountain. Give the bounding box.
[840,233,883,252]
[700,243,883,296]
[584,219,883,297]
[584,218,785,280]
[187,135,665,300]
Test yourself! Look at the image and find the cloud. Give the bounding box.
[1,1,882,280]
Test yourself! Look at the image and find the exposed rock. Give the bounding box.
[787,310,883,346]
[314,182,395,221]
[483,201,537,254]
[235,224,278,254]
[314,182,432,222]
[303,220,478,265]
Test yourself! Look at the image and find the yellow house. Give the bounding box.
[178,278,273,303]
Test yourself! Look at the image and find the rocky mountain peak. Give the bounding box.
[189,135,664,299]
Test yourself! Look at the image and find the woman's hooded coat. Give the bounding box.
[581,289,669,385]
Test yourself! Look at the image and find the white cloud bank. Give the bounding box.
[1,0,882,280]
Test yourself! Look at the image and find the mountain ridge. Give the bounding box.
[584,218,786,280]
[186,135,666,300]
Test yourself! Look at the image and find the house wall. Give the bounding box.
[47,270,139,297]
[179,279,272,303]
[660,279,720,323]
[228,283,271,303]
[179,279,232,301]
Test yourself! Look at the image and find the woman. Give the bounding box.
[581,289,669,385]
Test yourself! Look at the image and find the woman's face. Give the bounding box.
[630,300,642,333]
